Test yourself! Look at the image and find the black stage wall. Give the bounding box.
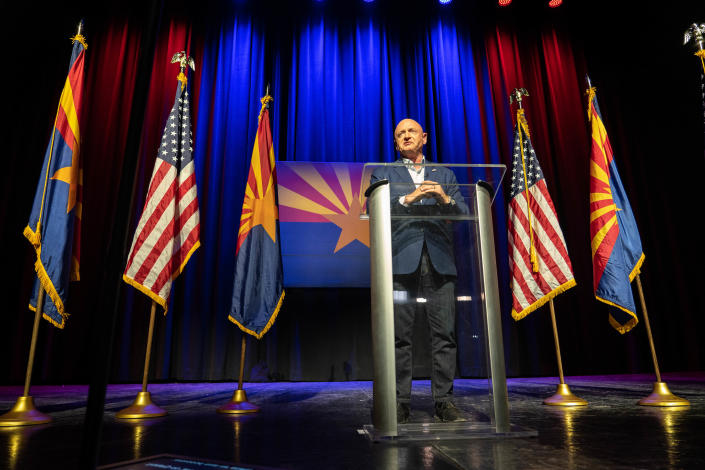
[3,0,704,385]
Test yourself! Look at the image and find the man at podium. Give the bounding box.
[370,118,467,423]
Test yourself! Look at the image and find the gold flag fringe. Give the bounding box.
[228,290,285,340]
[597,253,645,335]
[511,279,576,321]
[28,256,69,329]
[121,238,201,316]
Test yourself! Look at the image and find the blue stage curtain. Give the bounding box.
[273,12,502,167]
[10,5,519,383]
[12,2,651,384]
[263,11,511,381]
[134,8,514,382]
[175,13,270,380]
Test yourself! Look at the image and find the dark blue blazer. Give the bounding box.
[370,161,469,276]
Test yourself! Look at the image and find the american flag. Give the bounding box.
[123,80,201,312]
[508,109,575,320]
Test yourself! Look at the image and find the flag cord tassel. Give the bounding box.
[517,109,539,273]
[696,50,705,75]
[32,109,62,244]
[258,94,273,123]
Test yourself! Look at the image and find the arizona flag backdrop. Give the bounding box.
[277,161,371,287]
[228,95,285,339]
[24,29,87,329]
[588,86,645,334]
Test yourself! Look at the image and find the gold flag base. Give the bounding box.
[0,396,52,426]
[217,389,259,414]
[543,384,588,406]
[115,392,168,419]
[638,382,690,407]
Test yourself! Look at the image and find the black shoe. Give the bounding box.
[397,402,410,424]
[434,401,464,422]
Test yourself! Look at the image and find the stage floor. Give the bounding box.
[1,373,704,469]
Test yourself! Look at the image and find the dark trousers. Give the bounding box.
[393,247,456,404]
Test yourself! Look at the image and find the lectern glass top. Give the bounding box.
[362,162,506,204]
[362,163,505,220]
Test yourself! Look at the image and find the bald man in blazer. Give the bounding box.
[370,118,468,423]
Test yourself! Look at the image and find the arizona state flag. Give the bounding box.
[24,27,87,329]
[228,94,285,339]
[588,86,645,334]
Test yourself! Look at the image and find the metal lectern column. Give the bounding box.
[476,182,510,433]
[366,180,397,437]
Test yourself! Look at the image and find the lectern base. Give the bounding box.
[359,422,537,442]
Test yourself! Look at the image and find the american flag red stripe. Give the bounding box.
[123,82,200,312]
[508,110,575,320]
[149,194,199,292]
[518,183,573,281]
[125,161,175,269]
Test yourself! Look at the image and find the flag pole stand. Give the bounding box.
[634,274,689,407]
[543,299,587,406]
[0,285,53,426]
[217,335,259,414]
[116,301,167,418]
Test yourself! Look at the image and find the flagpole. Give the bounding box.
[115,301,168,418]
[0,285,53,426]
[508,88,582,405]
[683,24,705,75]
[218,85,279,415]
[550,300,565,383]
[634,274,690,406]
[542,299,587,406]
[682,24,705,157]
[237,335,247,390]
[217,334,259,414]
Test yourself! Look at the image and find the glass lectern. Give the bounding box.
[362,163,533,441]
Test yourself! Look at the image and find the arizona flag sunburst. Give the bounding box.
[588,86,644,334]
[228,94,285,339]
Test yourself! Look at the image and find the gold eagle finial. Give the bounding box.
[171,51,195,90]
[509,88,529,107]
[683,23,705,52]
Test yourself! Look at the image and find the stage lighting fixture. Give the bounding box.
[548,0,563,7]
[498,0,512,6]
[439,0,453,4]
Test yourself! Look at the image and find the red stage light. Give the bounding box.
[548,0,563,7]
[498,0,512,6]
